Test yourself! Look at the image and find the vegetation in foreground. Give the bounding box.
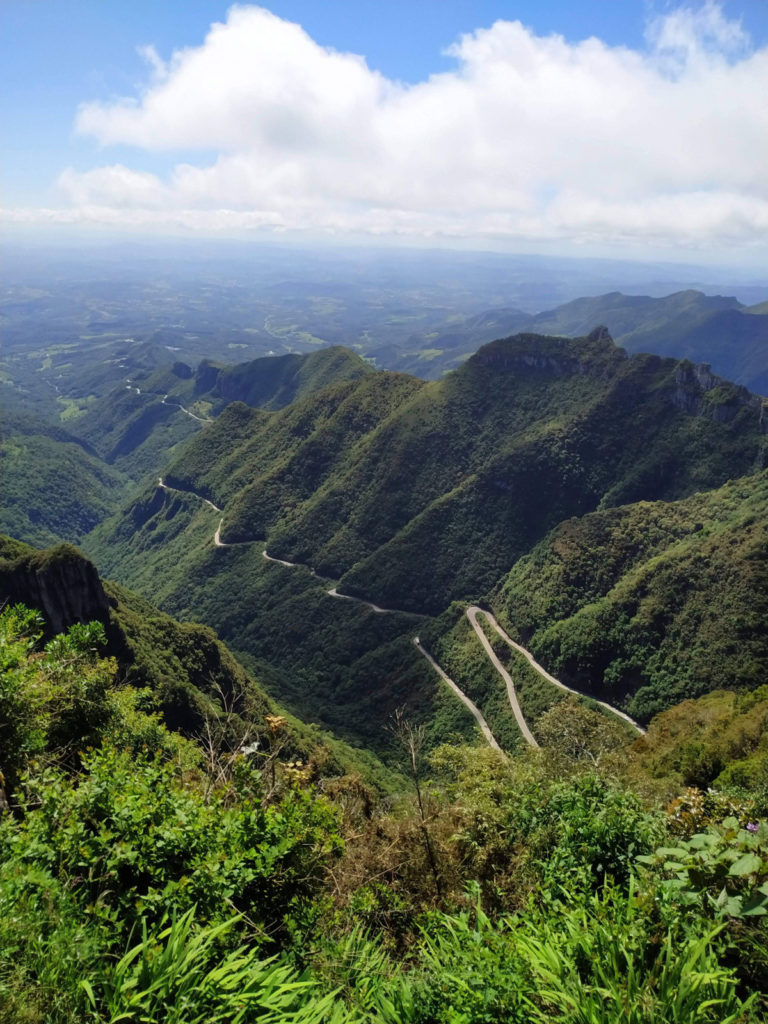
[1,603,766,1023]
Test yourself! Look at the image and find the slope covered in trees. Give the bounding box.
[493,471,768,721]
[128,330,764,614]
[0,346,382,549]
[0,535,396,791]
[0,413,134,547]
[186,345,374,412]
[84,331,767,736]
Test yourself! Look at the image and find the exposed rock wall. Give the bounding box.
[0,543,110,635]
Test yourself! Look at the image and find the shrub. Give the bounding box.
[1,744,342,948]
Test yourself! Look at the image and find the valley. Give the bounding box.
[2,244,767,1024]
[148,475,643,758]
[3,3,768,1017]
[47,323,757,762]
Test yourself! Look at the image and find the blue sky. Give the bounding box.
[2,1,766,266]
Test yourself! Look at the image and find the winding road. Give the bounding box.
[156,477,644,751]
[472,606,645,736]
[125,378,211,423]
[326,587,418,616]
[467,606,539,748]
[413,638,505,756]
[213,511,420,615]
[158,478,221,512]
[160,394,212,423]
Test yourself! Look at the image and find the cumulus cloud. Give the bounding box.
[14,3,768,252]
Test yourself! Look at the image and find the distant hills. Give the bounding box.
[191,346,373,412]
[397,290,767,393]
[0,348,377,546]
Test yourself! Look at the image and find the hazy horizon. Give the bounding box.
[2,1,766,271]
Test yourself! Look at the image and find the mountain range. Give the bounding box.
[396,290,767,392]
[78,327,767,747]
[4,291,767,1021]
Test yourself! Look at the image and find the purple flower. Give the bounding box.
[746,822,759,833]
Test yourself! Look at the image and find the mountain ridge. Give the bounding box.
[83,330,767,737]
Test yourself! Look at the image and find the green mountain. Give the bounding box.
[65,346,374,482]
[492,471,768,721]
[527,289,737,338]
[83,480,471,758]
[0,412,133,547]
[158,330,764,612]
[405,291,767,394]
[528,291,767,396]
[71,372,203,481]
[188,345,374,412]
[84,330,767,737]
[0,346,380,548]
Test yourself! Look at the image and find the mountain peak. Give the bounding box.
[587,325,613,343]
[468,328,624,380]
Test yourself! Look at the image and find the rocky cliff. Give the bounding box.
[0,537,111,635]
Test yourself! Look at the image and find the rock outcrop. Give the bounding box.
[0,540,110,635]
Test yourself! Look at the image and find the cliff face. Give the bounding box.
[472,326,627,379]
[0,539,110,635]
[665,361,765,423]
[474,329,767,432]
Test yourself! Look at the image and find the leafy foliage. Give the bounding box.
[1,606,766,1024]
[629,689,768,798]
[0,605,116,797]
[494,471,768,722]
[81,909,342,1024]
[639,818,768,920]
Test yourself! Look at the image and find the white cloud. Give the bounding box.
[646,0,750,61]
[58,165,169,208]
[10,3,768,253]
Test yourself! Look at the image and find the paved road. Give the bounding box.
[161,393,211,423]
[125,377,210,423]
[158,477,221,512]
[474,607,645,735]
[159,480,643,742]
[413,638,506,756]
[262,548,300,568]
[466,606,539,748]
[327,586,419,616]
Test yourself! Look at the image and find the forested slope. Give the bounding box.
[84,331,767,734]
[0,413,133,546]
[151,330,764,612]
[493,471,768,721]
[0,534,397,790]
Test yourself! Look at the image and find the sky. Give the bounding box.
[2,1,767,267]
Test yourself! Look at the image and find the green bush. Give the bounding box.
[1,744,342,947]
[0,605,116,798]
[82,909,343,1024]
